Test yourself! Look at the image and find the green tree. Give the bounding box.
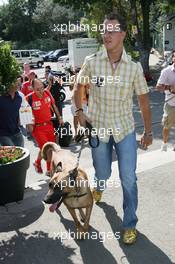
[54,0,151,72]
[0,0,40,43]
[0,44,21,95]
[34,0,82,45]
[54,0,175,75]
[0,0,82,49]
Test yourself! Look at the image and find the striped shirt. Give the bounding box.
[77,48,149,143]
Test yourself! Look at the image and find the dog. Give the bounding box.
[42,142,93,239]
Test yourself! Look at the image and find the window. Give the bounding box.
[166,23,172,30]
[31,53,39,57]
[12,51,20,58]
[21,51,30,57]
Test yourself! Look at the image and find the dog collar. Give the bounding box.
[66,192,88,199]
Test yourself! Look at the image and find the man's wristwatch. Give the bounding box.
[75,108,83,116]
[75,108,83,113]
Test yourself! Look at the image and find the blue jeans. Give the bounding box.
[91,131,138,229]
[0,132,24,147]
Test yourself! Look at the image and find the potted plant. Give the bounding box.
[0,44,30,205]
[0,146,30,205]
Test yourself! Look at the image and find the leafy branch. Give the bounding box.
[0,44,21,95]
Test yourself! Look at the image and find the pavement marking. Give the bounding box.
[137,148,175,173]
[81,148,175,184]
[26,147,175,190]
[28,180,48,190]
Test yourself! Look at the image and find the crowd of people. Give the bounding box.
[0,63,89,175]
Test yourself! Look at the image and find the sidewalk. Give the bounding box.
[0,148,175,264]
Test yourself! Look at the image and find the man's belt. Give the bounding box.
[35,121,51,127]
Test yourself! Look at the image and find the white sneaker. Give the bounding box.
[161,143,167,151]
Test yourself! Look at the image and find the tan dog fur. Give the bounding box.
[42,142,93,239]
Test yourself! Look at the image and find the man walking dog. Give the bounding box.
[74,12,152,244]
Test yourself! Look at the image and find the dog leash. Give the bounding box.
[74,121,99,170]
[75,138,84,169]
[75,121,100,148]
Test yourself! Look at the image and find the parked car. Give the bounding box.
[11,49,44,68]
[48,49,68,62]
[42,50,54,62]
[57,55,69,71]
[34,50,47,57]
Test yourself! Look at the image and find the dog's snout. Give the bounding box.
[43,194,52,204]
[43,197,50,204]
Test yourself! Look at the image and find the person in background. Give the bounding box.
[23,62,30,77]
[44,65,52,85]
[0,79,24,147]
[26,78,63,176]
[21,71,36,96]
[16,77,34,137]
[47,74,63,116]
[156,50,175,151]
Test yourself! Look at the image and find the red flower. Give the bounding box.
[0,146,24,165]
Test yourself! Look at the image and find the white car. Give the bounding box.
[11,49,44,68]
[57,55,69,71]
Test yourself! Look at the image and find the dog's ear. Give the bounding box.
[41,142,60,161]
[58,161,62,168]
[54,161,62,173]
[69,167,78,186]
[41,143,51,160]
[57,161,62,171]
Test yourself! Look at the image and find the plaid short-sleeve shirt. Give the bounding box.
[77,48,149,143]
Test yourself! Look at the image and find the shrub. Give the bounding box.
[0,43,21,95]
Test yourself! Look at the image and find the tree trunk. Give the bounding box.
[139,48,150,74]
[140,0,151,75]
[129,0,151,75]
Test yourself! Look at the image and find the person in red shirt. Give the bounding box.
[26,79,63,175]
[21,72,36,96]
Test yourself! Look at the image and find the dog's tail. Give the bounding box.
[41,142,60,161]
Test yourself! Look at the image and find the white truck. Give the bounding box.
[68,38,99,72]
[163,17,175,54]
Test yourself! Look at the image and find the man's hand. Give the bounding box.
[156,84,171,91]
[140,133,153,150]
[59,117,64,126]
[26,124,34,133]
[169,85,175,94]
[76,111,87,127]
[137,93,152,150]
